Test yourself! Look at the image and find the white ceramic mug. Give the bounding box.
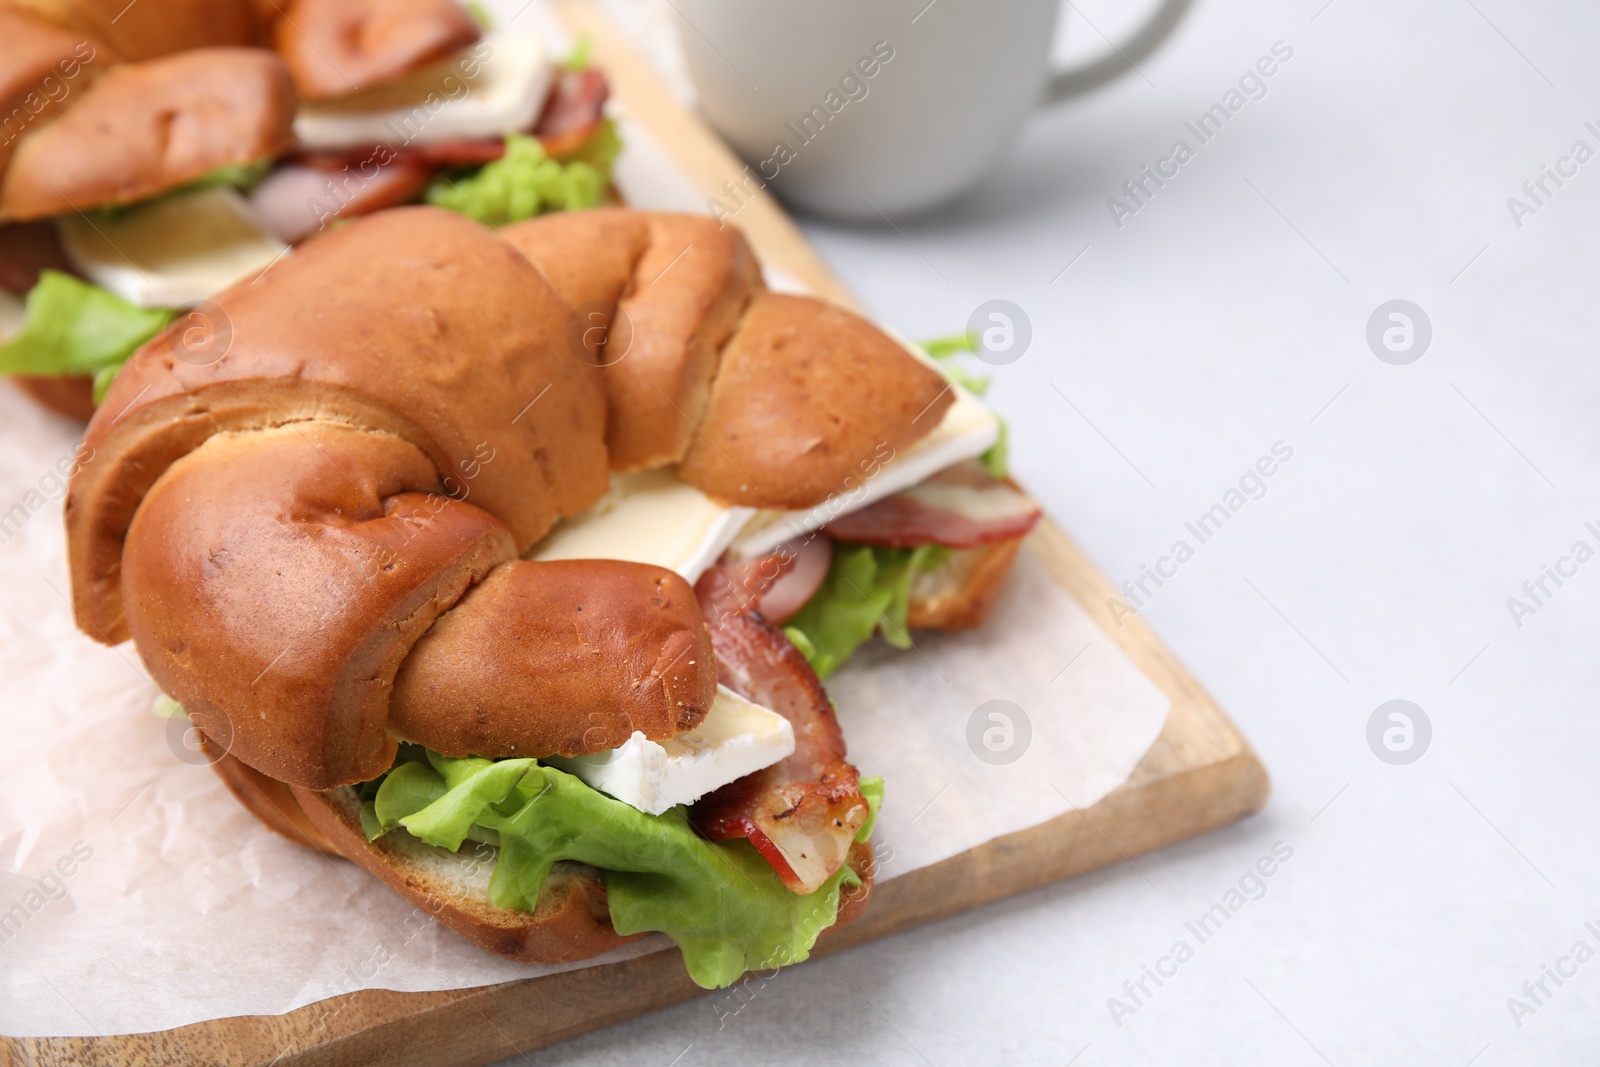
[674,0,1193,221]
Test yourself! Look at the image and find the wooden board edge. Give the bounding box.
[1025,521,1264,775]
[4,745,1266,1067]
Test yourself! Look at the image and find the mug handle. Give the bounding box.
[1044,0,1196,102]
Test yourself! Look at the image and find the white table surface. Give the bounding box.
[500,1,1600,1063]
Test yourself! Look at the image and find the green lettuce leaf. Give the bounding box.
[425,133,608,226]
[366,752,878,989]
[563,33,594,71]
[184,158,273,195]
[919,331,990,395]
[857,776,884,842]
[465,0,494,30]
[783,543,947,680]
[982,415,1010,479]
[371,759,448,832]
[919,331,1010,477]
[560,115,621,174]
[0,270,171,381]
[90,365,118,404]
[920,331,978,360]
[96,159,273,222]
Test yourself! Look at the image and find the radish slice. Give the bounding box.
[250,160,436,244]
[755,537,833,624]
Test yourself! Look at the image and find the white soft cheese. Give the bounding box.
[0,289,23,340]
[57,187,287,309]
[294,29,552,151]
[526,344,997,581]
[728,367,999,560]
[530,467,755,580]
[550,686,795,815]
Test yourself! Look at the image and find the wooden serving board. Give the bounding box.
[6,7,1268,1064]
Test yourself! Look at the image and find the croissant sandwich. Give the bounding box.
[0,0,615,419]
[62,204,1039,987]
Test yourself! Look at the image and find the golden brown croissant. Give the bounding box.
[1,0,260,63]
[0,46,296,221]
[63,205,944,960]
[270,0,482,100]
[501,208,956,504]
[70,204,950,771]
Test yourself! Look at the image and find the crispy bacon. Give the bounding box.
[532,67,609,158]
[710,536,832,626]
[294,138,499,173]
[823,460,1041,549]
[753,536,832,624]
[386,140,507,167]
[692,566,868,893]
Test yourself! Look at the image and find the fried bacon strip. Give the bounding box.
[692,565,868,893]
[532,66,610,158]
[823,459,1041,549]
[0,221,75,295]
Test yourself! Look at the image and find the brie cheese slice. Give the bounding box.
[531,467,754,580]
[549,685,795,815]
[294,29,552,151]
[527,344,998,581]
[729,369,998,560]
[57,187,287,309]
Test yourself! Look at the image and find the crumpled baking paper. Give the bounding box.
[0,382,1167,1037]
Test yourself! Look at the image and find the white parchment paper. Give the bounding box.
[0,384,1167,1037]
[0,67,1167,1035]
[829,547,1170,879]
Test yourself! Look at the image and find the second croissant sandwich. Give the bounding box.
[1,0,615,418]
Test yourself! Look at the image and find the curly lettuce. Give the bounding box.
[364,747,882,989]
[465,0,494,30]
[94,159,273,223]
[783,544,947,680]
[425,131,612,227]
[563,33,594,71]
[920,332,1009,478]
[0,270,171,397]
[184,158,273,195]
[560,115,621,175]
